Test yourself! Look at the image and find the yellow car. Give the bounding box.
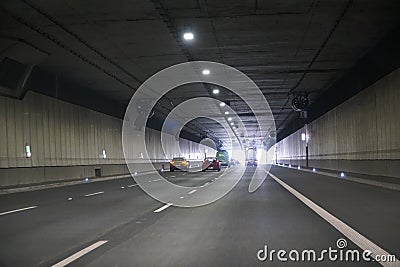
[170,157,189,172]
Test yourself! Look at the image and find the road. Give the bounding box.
[0,165,398,266]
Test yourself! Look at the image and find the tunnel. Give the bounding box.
[0,1,399,266]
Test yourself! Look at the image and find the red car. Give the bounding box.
[202,157,221,172]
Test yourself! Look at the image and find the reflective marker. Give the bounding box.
[312,168,316,172]
[340,172,345,178]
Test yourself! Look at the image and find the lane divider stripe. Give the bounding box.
[51,240,108,267]
[269,173,399,267]
[153,203,172,213]
[0,206,38,216]
[188,189,197,194]
[84,191,104,197]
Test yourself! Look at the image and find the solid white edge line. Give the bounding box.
[0,206,38,216]
[51,240,108,267]
[188,189,197,195]
[269,173,399,267]
[84,191,104,197]
[153,203,173,213]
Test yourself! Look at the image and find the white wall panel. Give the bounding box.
[22,95,32,167]
[277,68,400,167]
[6,99,16,167]
[36,95,45,166]
[29,93,38,166]
[0,91,217,173]
[14,100,24,167]
[0,97,8,168]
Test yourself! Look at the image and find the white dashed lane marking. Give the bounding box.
[188,189,197,194]
[84,191,104,197]
[153,203,173,213]
[51,240,108,267]
[0,206,38,216]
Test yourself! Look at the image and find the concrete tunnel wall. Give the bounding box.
[0,91,215,188]
[276,67,400,178]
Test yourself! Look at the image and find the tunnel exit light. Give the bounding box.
[301,133,306,141]
[25,144,31,158]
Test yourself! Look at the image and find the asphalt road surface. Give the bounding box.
[0,165,398,267]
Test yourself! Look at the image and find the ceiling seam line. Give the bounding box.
[19,0,143,87]
[1,7,136,92]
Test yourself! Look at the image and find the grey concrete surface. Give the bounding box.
[1,165,397,266]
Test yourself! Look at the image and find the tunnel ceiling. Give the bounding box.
[1,0,399,147]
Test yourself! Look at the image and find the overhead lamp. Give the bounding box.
[233,126,236,129]
[224,111,229,115]
[230,122,234,126]
[212,88,220,94]
[227,117,232,121]
[219,102,226,107]
[202,69,210,75]
[183,32,194,40]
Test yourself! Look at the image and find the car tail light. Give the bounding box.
[170,161,174,164]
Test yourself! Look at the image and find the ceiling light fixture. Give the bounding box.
[219,102,226,107]
[230,122,234,126]
[227,117,232,121]
[224,111,229,115]
[202,69,210,75]
[212,89,220,94]
[183,32,194,40]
